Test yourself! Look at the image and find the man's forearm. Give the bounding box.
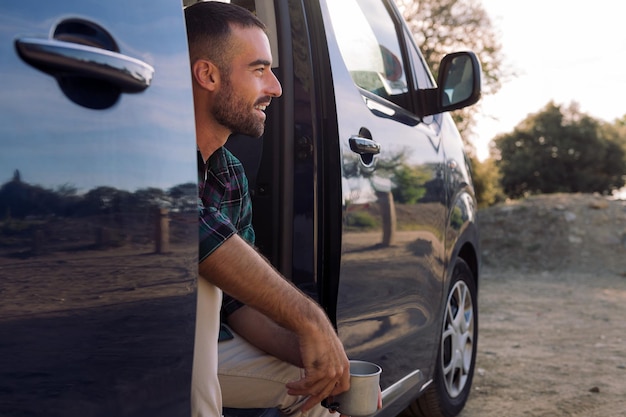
[201,233,350,410]
[199,234,329,335]
[227,305,303,367]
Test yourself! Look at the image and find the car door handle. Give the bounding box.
[349,136,381,155]
[15,37,154,93]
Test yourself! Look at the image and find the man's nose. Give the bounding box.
[267,70,282,98]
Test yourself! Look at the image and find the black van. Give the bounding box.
[0,1,481,416]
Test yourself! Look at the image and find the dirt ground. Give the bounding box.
[459,193,626,417]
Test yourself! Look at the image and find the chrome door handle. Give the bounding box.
[349,136,381,155]
[15,37,154,93]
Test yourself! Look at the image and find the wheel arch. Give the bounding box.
[445,186,480,291]
[456,236,479,290]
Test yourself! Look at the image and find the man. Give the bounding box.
[185,3,350,417]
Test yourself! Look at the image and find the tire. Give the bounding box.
[405,258,478,417]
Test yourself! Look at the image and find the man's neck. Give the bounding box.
[196,122,230,163]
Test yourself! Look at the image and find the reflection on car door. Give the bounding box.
[0,1,197,415]
[322,0,447,391]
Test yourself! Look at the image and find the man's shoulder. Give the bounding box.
[210,146,243,171]
[221,146,244,168]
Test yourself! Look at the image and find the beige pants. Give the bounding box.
[192,277,224,417]
[218,326,333,417]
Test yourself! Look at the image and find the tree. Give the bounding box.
[76,186,133,215]
[602,114,626,155]
[468,155,504,207]
[391,164,430,204]
[0,179,61,219]
[396,0,509,154]
[493,102,626,199]
[168,182,197,212]
[133,187,170,210]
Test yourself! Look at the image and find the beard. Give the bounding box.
[212,76,267,138]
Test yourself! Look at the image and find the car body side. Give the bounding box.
[0,1,480,416]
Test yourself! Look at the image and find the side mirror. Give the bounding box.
[417,51,481,117]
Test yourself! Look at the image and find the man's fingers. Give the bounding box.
[285,358,348,395]
[286,320,351,412]
[331,369,350,396]
[297,379,338,412]
[285,373,331,397]
[286,368,348,412]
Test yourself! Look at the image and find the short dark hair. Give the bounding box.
[185,1,266,71]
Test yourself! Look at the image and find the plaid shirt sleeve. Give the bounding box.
[198,148,255,321]
[198,148,254,263]
[198,206,237,263]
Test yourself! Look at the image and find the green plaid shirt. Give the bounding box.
[198,147,255,318]
[198,147,255,261]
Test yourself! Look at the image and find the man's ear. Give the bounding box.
[192,59,220,92]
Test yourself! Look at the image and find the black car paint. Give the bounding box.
[0,0,480,416]
[1,1,196,415]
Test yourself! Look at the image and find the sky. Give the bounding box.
[473,0,626,161]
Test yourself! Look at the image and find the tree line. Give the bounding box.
[0,171,197,220]
[473,102,626,206]
[396,0,626,206]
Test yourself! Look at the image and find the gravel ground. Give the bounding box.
[459,194,626,417]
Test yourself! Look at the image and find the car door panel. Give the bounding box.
[319,0,446,391]
[0,1,197,415]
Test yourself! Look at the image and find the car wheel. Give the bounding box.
[405,258,478,417]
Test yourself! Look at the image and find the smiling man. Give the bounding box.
[185,3,350,417]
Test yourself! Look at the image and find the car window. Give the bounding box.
[326,0,409,109]
[403,26,435,90]
[402,25,439,124]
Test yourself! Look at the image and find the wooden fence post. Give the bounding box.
[155,208,170,254]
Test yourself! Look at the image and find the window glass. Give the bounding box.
[403,26,434,90]
[327,0,409,109]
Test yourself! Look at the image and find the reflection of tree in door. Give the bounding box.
[344,147,439,247]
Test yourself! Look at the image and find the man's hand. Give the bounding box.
[228,305,350,412]
[201,235,351,410]
[285,320,350,412]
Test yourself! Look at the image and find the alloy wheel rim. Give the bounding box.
[440,280,474,398]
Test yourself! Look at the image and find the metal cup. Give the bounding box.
[330,360,382,416]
